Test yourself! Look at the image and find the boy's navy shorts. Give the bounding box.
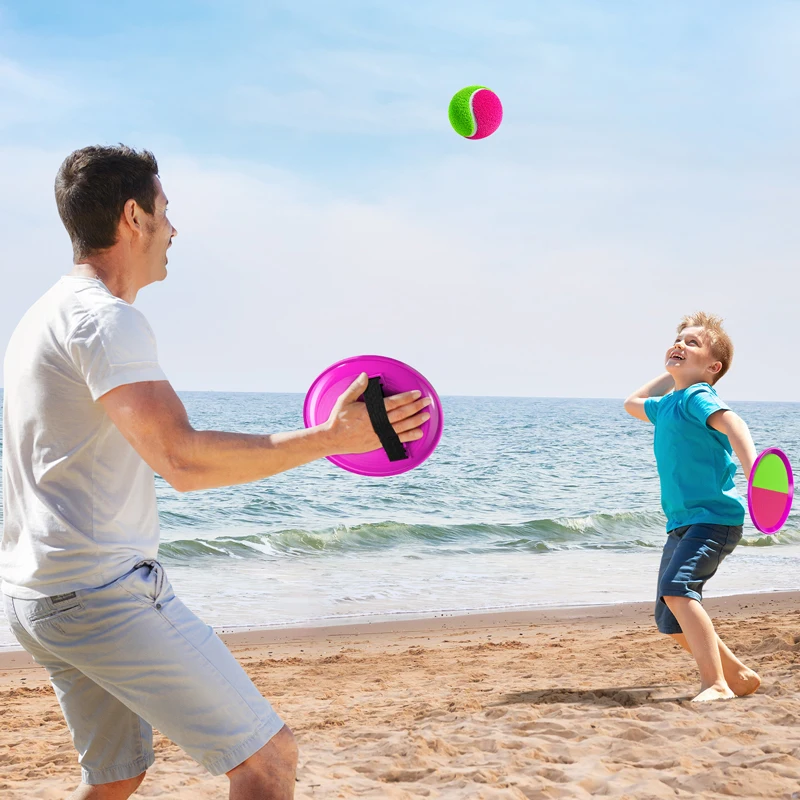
[655,522,743,634]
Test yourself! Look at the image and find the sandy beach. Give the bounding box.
[1,591,799,799]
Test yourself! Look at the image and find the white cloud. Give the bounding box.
[230,82,443,135]
[0,148,71,346]
[0,57,80,129]
[0,133,797,402]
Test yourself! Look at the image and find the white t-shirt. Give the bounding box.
[1,276,167,599]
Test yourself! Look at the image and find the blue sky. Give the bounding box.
[1,1,798,399]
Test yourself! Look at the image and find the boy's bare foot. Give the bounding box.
[726,668,761,697]
[691,683,736,703]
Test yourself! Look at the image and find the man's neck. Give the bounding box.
[70,258,139,304]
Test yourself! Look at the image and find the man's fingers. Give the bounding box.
[386,396,432,424]
[397,428,425,444]
[391,411,431,435]
[383,390,423,411]
[338,383,431,417]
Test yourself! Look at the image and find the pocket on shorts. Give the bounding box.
[721,525,743,555]
[27,593,85,625]
[695,524,742,578]
[117,562,169,608]
[698,523,742,552]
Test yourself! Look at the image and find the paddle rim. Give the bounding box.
[747,447,794,534]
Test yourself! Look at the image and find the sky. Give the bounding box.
[0,0,798,400]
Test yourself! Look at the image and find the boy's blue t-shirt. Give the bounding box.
[644,383,746,531]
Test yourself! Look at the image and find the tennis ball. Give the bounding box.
[448,86,503,140]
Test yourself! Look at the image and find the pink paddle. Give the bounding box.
[304,355,444,477]
[747,448,794,534]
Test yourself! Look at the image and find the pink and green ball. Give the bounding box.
[448,86,503,140]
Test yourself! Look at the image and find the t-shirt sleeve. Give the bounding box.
[644,396,661,424]
[682,384,730,427]
[67,303,168,401]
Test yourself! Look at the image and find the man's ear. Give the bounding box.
[121,198,143,236]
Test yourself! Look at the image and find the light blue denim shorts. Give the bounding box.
[2,560,285,784]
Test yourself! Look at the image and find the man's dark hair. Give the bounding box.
[55,145,159,260]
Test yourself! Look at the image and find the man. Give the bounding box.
[1,145,431,799]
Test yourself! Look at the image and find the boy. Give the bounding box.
[624,312,761,702]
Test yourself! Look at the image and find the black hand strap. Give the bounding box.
[363,377,408,462]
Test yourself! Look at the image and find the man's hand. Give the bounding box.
[324,373,433,455]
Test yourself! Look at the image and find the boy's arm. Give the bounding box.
[623,372,676,422]
[707,410,758,481]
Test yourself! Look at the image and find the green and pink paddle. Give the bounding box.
[747,448,794,535]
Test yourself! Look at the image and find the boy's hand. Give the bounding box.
[624,372,676,421]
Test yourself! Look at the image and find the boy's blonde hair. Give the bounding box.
[677,311,733,384]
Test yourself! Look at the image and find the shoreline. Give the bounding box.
[2,588,796,674]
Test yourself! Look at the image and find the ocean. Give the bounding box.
[1,391,799,650]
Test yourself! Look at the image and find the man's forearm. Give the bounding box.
[627,372,675,401]
[171,425,335,492]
